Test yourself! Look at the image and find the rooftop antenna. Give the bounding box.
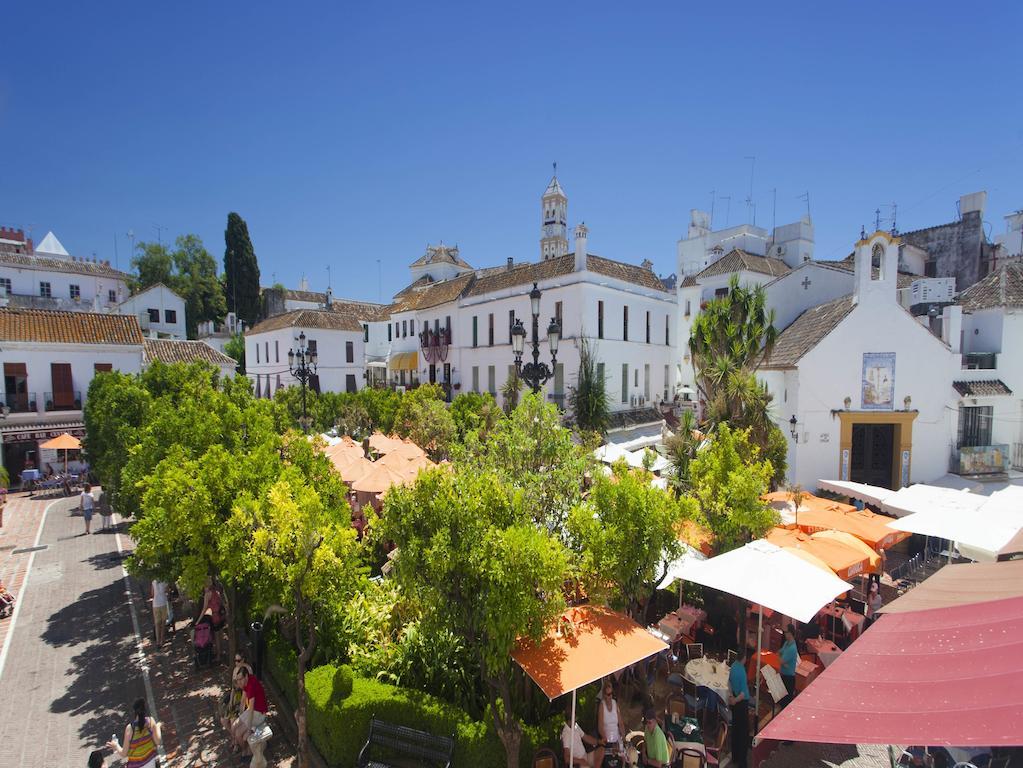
[875,208,882,232]
[127,229,136,261]
[113,234,119,271]
[553,161,557,177]
[152,223,164,247]
[327,264,332,290]
[771,188,777,234]
[377,259,382,302]
[891,202,898,234]
[709,189,716,229]
[744,155,756,224]
[798,192,812,222]
[720,195,732,227]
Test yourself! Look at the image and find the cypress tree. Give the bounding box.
[224,212,262,326]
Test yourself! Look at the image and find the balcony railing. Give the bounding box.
[961,352,997,370]
[44,391,82,412]
[0,391,37,413]
[950,444,1009,475]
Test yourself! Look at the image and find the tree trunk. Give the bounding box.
[486,673,521,768]
[294,594,317,768]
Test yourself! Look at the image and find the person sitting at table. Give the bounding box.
[597,681,625,755]
[866,582,883,627]
[779,624,798,708]
[641,708,670,768]
[561,704,604,767]
[727,648,751,768]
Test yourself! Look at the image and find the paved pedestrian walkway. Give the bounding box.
[0,492,293,767]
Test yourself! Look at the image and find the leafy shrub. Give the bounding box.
[304,666,559,768]
[265,629,298,710]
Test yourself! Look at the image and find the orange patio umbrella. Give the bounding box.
[368,432,404,455]
[352,462,407,494]
[795,503,910,551]
[391,440,427,461]
[512,604,668,765]
[767,527,873,580]
[40,432,81,472]
[335,455,375,486]
[811,530,881,572]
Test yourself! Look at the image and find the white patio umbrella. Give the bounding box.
[674,539,851,708]
[880,484,987,519]
[817,479,894,507]
[594,443,630,465]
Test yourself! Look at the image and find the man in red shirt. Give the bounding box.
[230,669,268,752]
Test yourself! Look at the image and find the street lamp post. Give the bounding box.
[287,331,317,432]
[511,282,561,394]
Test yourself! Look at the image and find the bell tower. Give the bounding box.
[540,166,568,261]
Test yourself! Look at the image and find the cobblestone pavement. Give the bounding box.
[758,740,897,767]
[0,492,294,768]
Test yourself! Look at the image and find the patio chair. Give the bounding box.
[681,676,704,720]
[665,693,686,726]
[986,757,1009,768]
[726,649,737,665]
[532,746,559,768]
[705,721,728,766]
[686,643,704,661]
[678,747,705,768]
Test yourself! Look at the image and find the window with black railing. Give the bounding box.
[957,405,993,448]
[45,391,82,411]
[1,390,36,413]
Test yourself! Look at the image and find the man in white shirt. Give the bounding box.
[561,706,604,767]
[151,580,169,648]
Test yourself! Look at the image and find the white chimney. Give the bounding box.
[299,275,309,292]
[574,222,588,272]
[942,305,962,354]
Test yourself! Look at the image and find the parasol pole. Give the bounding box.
[753,604,764,720]
[569,687,577,766]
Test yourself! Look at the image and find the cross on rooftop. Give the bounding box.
[801,276,812,290]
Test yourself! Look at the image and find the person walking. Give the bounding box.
[151,580,169,649]
[99,489,113,531]
[727,648,751,768]
[80,483,95,535]
[779,624,798,708]
[107,698,162,768]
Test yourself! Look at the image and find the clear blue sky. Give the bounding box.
[2,2,1021,302]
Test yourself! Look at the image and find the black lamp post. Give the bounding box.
[288,331,317,432]
[511,282,561,394]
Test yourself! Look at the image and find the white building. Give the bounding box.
[951,262,1023,474]
[0,307,144,479]
[196,312,246,354]
[143,338,238,380]
[116,283,187,339]
[245,307,372,398]
[758,231,960,490]
[0,228,130,313]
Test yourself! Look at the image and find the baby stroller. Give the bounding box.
[193,617,216,668]
[0,582,15,619]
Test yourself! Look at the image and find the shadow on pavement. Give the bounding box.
[42,581,132,646]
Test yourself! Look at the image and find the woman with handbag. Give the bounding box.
[107,698,162,768]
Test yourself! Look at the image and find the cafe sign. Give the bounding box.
[3,426,86,443]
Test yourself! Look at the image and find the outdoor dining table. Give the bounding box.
[805,637,842,667]
[683,657,730,704]
[820,604,865,640]
[20,469,40,485]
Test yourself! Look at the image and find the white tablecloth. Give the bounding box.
[684,658,730,703]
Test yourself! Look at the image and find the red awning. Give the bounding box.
[758,596,1023,746]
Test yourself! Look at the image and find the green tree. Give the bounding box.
[393,384,456,457]
[133,235,227,338]
[224,333,245,375]
[688,423,778,551]
[569,338,609,433]
[383,467,569,768]
[224,212,262,327]
[226,469,361,768]
[450,391,501,441]
[664,410,701,494]
[82,372,153,509]
[457,393,589,533]
[568,463,696,620]
[500,368,522,414]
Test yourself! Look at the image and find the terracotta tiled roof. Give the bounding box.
[680,275,698,288]
[0,308,144,345]
[952,379,1013,397]
[0,248,131,280]
[696,249,790,280]
[587,254,671,292]
[144,338,237,368]
[409,244,474,270]
[817,257,917,288]
[761,296,855,369]
[392,272,476,312]
[279,288,391,320]
[283,288,328,303]
[958,263,1023,311]
[393,275,434,298]
[246,308,363,335]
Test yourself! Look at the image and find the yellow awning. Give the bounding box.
[389,351,418,370]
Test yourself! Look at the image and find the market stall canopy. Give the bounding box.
[887,504,1023,563]
[816,479,893,507]
[879,560,1023,614]
[766,527,873,580]
[999,528,1023,561]
[674,539,851,623]
[40,432,81,450]
[796,501,910,551]
[759,596,1023,746]
[336,456,375,485]
[881,483,988,519]
[390,440,427,461]
[511,605,668,700]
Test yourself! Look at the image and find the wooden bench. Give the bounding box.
[357,717,455,768]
